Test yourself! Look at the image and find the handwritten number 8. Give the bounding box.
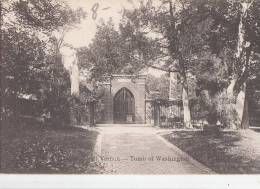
[91,3,99,20]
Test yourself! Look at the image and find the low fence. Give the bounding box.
[146,99,207,128]
[146,99,183,128]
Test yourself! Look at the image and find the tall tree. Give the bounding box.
[1,0,85,121]
[120,0,207,128]
[120,0,260,129]
[77,19,147,79]
[193,0,260,128]
[227,0,259,129]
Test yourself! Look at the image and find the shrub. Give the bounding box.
[69,95,89,124]
[215,91,238,128]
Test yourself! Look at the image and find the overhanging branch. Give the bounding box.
[143,60,179,73]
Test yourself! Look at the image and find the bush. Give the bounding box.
[45,91,71,126]
[192,90,220,125]
[215,92,238,128]
[39,58,72,126]
[68,83,102,125]
[69,95,89,124]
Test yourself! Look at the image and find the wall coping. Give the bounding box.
[101,74,147,79]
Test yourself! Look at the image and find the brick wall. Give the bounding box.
[98,75,146,124]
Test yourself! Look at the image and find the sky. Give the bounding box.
[64,0,137,47]
[62,0,165,77]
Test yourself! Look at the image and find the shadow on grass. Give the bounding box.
[1,118,103,174]
[164,130,260,174]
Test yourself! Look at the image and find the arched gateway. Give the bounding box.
[114,87,135,123]
[98,75,146,124]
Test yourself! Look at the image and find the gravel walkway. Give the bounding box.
[96,126,213,174]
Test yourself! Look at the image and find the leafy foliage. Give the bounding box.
[12,0,86,32]
[191,0,260,127]
[77,18,159,79]
[146,74,170,100]
[1,27,47,117]
[68,83,105,125]
[1,0,86,124]
[193,0,260,86]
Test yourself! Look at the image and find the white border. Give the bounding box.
[0,175,260,189]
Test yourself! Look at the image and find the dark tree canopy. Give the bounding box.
[11,0,86,32]
[77,19,153,79]
[1,0,86,122]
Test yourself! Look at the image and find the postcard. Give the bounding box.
[1,0,260,188]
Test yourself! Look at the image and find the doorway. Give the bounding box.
[114,87,135,123]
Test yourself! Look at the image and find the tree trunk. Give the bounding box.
[235,83,246,126]
[225,1,253,129]
[61,48,79,96]
[241,89,249,129]
[70,57,79,96]
[227,79,248,129]
[169,72,178,100]
[182,85,193,129]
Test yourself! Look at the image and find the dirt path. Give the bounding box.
[95,126,213,174]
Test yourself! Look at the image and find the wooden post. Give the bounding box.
[154,103,160,126]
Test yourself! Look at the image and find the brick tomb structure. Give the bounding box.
[97,75,146,124]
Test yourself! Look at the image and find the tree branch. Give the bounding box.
[147,64,179,73]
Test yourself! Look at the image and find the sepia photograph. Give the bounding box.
[1,0,260,187]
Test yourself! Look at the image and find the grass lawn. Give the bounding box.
[163,129,260,174]
[1,118,102,174]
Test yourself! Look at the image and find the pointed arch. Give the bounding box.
[113,87,135,123]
